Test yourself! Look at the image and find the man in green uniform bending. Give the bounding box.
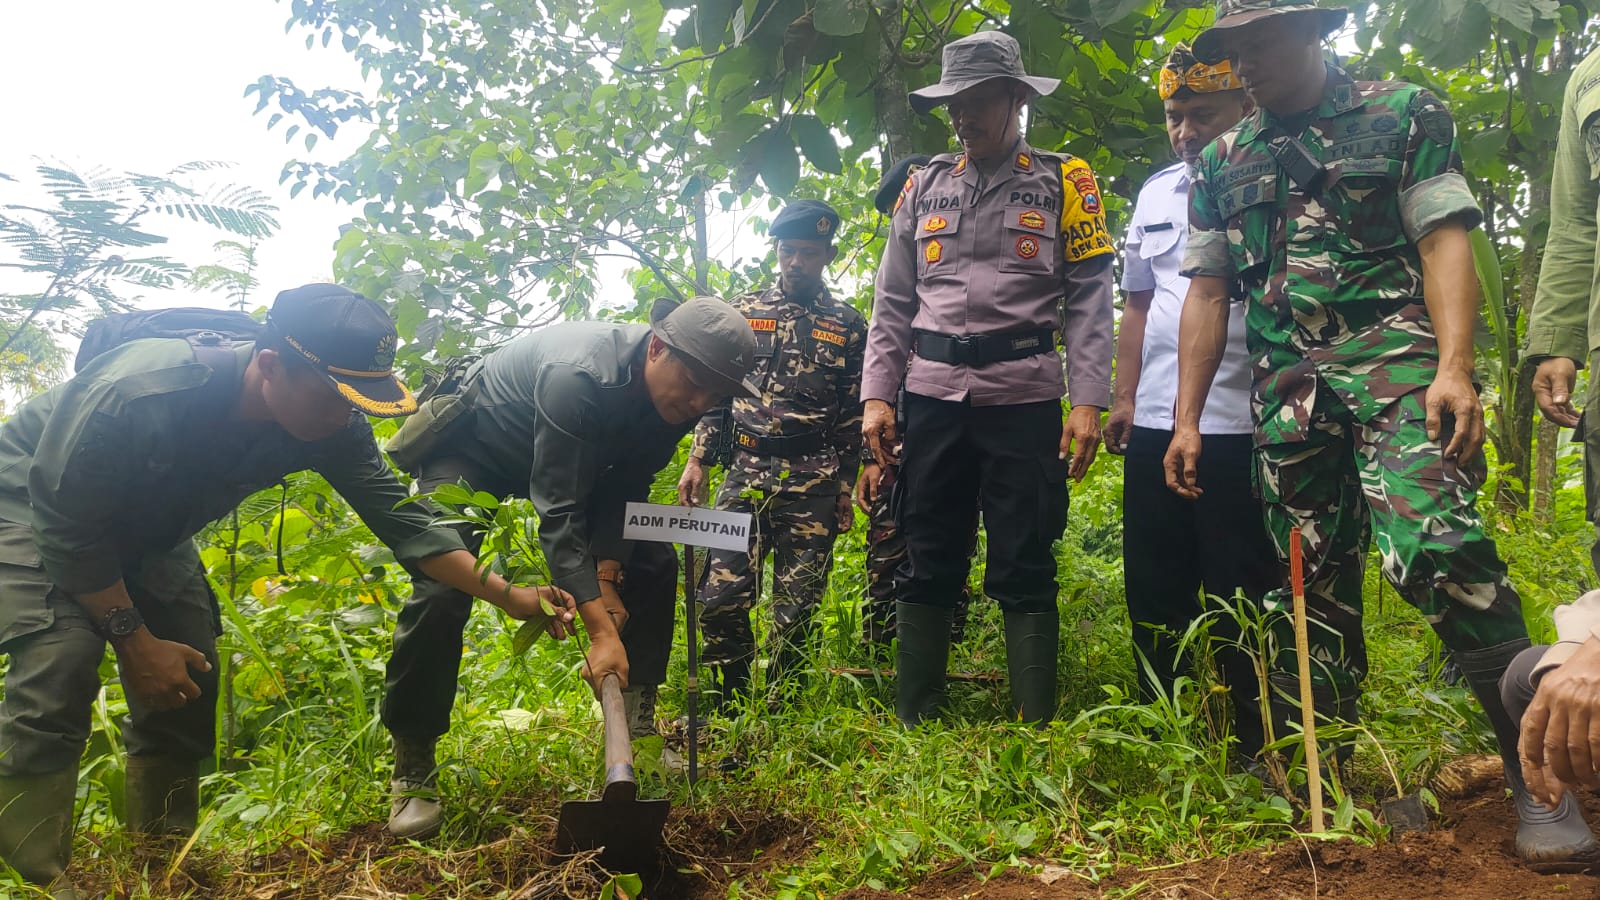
[0,285,571,897]
[1167,0,1594,866]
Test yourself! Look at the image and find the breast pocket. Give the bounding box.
[1216,174,1281,280]
[799,325,849,400]
[1136,221,1184,285]
[917,211,960,278]
[999,205,1058,274]
[1324,155,1406,254]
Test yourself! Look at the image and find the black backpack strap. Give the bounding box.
[186,334,245,412]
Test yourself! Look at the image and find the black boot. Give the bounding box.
[0,769,86,897]
[1266,674,1357,795]
[1003,608,1059,725]
[710,656,751,715]
[125,755,199,836]
[895,601,953,725]
[1459,639,1599,871]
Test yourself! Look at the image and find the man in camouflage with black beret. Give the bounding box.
[1167,0,1589,865]
[678,200,867,708]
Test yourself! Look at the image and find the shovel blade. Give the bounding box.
[1381,794,1431,835]
[555,797,671,875]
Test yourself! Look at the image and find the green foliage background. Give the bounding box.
[2,0,1600,895]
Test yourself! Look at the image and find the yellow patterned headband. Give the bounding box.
[1158,43,1243,100]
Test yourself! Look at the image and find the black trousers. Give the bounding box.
[1122,426,1282,753]
[381,455,677,740]
[1499,642,1547,728]
[897,393,1069,613]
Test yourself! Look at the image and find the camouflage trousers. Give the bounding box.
[1256,380,1527,697]
[698,483,840,667]
[863,463,974,645]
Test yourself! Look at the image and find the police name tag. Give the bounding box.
[623,502,753,552]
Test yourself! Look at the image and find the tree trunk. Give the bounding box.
[873,4,916,168]
[692,187,710,294]
[1534,416,1560,521]
[1492,123,1554,512]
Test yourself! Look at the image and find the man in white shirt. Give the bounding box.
[1105,44,1280,762]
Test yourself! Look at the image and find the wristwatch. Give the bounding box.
[99,607,145,644]
[596,567,626,590]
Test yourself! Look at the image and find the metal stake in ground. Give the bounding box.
[1289,525,1324,833]
[683,543,699,787]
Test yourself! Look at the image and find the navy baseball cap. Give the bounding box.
[266,283,417,418]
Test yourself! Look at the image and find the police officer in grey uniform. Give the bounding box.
[864,32,1116,726]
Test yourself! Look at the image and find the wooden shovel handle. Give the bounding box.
[598,673,638,802]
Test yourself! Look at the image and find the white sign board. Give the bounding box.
[622,502,754,552]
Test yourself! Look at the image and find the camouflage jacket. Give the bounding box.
[690,285,867,498]
[1182,65,1483,445]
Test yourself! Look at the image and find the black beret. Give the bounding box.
[770,199,841,243]
[874,155,933,215]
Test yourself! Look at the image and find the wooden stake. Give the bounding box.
[1289,525,1324,833]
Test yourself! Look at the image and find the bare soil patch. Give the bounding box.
[837,768,1600,899]
[73,797,814,899]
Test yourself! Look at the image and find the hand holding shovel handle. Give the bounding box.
[1290,525,1325,832]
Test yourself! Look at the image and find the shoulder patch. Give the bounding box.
[1058,159,1114,263]
[1414,94,1456,146]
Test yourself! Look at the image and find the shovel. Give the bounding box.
[554,673,670,874]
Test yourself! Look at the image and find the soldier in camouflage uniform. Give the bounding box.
[678,200,866,707]
[859,156,974,648]
[1168,0,1583,863]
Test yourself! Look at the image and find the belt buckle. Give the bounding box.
[956,333,982,364]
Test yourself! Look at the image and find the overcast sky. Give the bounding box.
[0,0,374,311]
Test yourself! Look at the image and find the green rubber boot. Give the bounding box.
[1003,608,1059,725]
[0,768,91,898]
[895,601,953,726]
[125,756,199,836]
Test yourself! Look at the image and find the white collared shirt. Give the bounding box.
[1120,162,1254,434]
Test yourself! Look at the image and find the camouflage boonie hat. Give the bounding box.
[1193,0,1349,64]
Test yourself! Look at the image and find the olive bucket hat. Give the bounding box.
[648,296,761,399]
[1193,0,1349,65]
[908,31,1060,115]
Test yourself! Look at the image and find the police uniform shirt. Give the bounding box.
[863,142,1116,409]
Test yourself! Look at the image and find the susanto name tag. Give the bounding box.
[623,502,754,552]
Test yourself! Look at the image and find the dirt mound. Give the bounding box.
[75,800,812,899]
[837,771,1600,899]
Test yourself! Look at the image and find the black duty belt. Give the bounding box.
[734,427,826,457]
[912,328,1055,367]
